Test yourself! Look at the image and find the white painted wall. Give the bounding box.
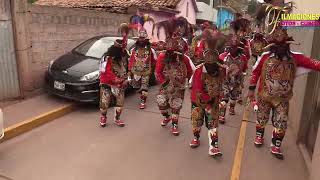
[196,2,218,23]
[176,0,197,24]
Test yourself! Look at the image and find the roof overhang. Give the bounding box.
[191,0,199,12]
[130,5,180,14]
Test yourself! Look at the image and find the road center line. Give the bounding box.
[230,103,250,180]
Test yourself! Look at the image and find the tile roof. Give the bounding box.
[35,0,183,13]
[134,0,181,9]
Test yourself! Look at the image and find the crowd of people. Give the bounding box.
[98,0,320,160]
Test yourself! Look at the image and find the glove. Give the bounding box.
[252,100,258,112]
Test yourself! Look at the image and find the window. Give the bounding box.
[73,37,134,59]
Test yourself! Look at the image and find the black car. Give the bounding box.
[45,36,136,103]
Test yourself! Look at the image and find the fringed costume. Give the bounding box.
[190,34,227,157]
[154,17,194,136]
[249,1,320,159]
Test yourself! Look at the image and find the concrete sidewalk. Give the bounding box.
[2,94,73,128]
[0,93,76,142]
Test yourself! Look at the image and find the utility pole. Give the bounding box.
[219,0,222,29]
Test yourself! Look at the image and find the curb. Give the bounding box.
[0,104,76,143]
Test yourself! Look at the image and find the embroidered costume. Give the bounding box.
[190,34,227,157]
[218,35,249,123]
[250,32,268,63]
[154,17,194,136]
[99,39,129,127]
[99,23,134,127]
[128,28,157,109]
[249,1,320,159]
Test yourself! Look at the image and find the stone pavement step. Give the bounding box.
[0,94,76,142]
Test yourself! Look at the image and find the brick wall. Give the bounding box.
[26,5,130,89]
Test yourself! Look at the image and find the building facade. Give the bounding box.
[216,6,235,30]
[284,0,320,179]
[0,0,198,99]
[196,0,218,24]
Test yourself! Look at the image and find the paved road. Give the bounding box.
[0,86,308,180]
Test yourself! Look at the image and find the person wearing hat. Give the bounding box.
[154,17,194,136]
[218,35,249,124]
[189,34,227,157]
[228,16,252,105]
[128,28,157,109]
[250,32,268,64]
[248,2,320,159]
[99,38,129,128]
[194,28,215,65]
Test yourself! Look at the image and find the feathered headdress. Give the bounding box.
[204,32,228,57]
[153,17,191,53]
[117,23,133,50]
[250,32,268,56]
[254,1,299,52]
[153,16,192,39]
[230,18,251,35]
[202,33,228,73]
[129,13,155,33]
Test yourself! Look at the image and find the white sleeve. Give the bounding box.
[151,48,157,60]
[185,54,196,71]
[189,73,194,84]
[99,55,108,73]
[295,67,312,77]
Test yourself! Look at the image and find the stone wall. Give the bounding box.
[23,4,131,90]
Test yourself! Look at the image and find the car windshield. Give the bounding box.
[73,37,134,59]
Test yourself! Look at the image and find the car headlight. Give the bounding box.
[47,60,54,74]
[80,70,100,81]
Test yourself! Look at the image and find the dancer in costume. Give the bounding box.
[190,34,227,157]
[218,35,249,123]
[99,39,129,127]
[128,28,157,109]
[249,1,320,159]
[99,24,131,127]
[154,17,194,136]
[194,22,220,66]
[230,16,252,105]
[250,32,268,64]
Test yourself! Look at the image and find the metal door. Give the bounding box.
[0,0,20,100]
